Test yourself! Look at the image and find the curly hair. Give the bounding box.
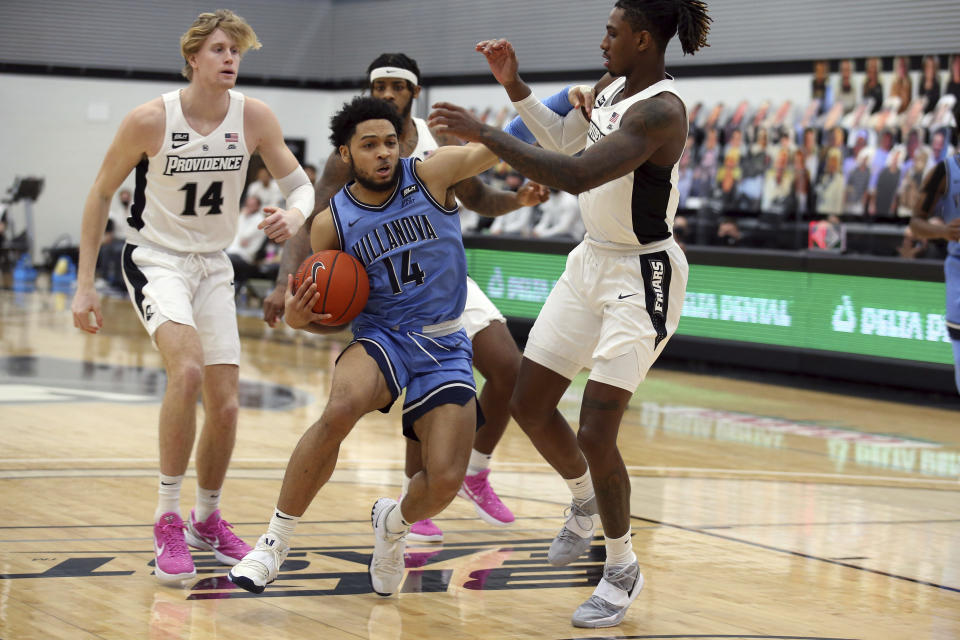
[329,96,404,149]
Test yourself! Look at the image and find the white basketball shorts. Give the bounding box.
[462,275,506,340]
[120,242,240,366]
[524,240,688,392]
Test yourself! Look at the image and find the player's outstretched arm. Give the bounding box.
[245,98,314,243]
[263,149,352,326]
[430,95,684,195]
[476,39,529,103]
[453,176,549,218]
[415,143,500,204]
[430,126,548,216]
[477,38,601,155]
[910,162,960,241]
[72,101,162,334]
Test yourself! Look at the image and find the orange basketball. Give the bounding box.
[293,250,369,326]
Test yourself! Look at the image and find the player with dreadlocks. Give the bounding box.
[429,0,711,628]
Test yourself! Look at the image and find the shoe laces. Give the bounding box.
[207,517,243,542]
[157,521,191,560]
[373,536,406,572]
[241,556,272,582]
[555,527,585,546]
[464,469,496,504]
[373,553,405,574]
[563,501,595,532]
[603,562,638,590]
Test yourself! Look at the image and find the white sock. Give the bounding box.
[565,469,594,503]
[401,474,412,496]
[155,473,183,521]
[266,508,299,547]
[467,449,492,475]
[385,501,412,536]
[604,531,637,567]
[195,486,221,522]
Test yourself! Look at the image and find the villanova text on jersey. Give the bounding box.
[329,158,467,330]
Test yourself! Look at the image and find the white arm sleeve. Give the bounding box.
[276,166,315,220]
[512,92,590,156]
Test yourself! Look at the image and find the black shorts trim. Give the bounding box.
[948,323,960,341]
[121,243,148,320]
[401,382,482,441]
[639,250,672,348]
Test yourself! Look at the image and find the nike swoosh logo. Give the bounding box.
[155,542,165,556]
[618,293,639,300]
[275,512,294,520]
[160,481,176,485]
[172,143,188,149]
[348,219,360,227]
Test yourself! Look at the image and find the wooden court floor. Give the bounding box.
[0,289,958,639]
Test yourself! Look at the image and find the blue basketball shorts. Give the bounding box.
[340,323,482,440]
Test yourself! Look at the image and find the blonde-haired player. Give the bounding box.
[71,9,314,585]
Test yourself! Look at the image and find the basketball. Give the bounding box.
[293,250,369,325]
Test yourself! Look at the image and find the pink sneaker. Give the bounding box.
[184,509,252,566]
[407,518,443,543]
[153,512,196,584]
[458,469,515,526]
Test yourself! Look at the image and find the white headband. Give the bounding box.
[369,66,419,86]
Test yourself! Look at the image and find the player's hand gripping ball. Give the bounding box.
[293,250,369,325]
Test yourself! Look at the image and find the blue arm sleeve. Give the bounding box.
[502,85,575,143]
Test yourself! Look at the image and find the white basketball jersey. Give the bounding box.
[409,117,439,160]
[126,89,250,252]
[579,75,686,251]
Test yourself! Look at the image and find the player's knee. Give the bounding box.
[508,388,533,425]
[207,399,238,429]
[424,465,463,504]
[510,391,550,435]
[577,424,613,460]
[166,360,203,392]
[487,355,521,396]
[318,401,363,441]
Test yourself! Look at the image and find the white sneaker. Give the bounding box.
[227,534,289,594]
[369,498,407,596]
[571,561,644,628]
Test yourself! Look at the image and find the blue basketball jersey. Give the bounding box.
[330,157,466,330]
[943,154,960,256]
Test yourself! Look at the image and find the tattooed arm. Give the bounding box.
[431,127,549,216]
[429,93,686,195]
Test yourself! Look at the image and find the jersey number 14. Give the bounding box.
[384,250,426,295]
[179,181,224,216]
